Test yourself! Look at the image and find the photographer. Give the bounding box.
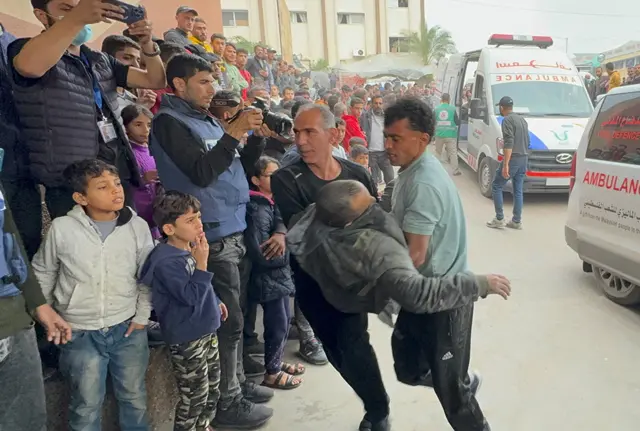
[150,53,273,430]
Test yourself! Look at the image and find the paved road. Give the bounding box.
[251,161,640,431]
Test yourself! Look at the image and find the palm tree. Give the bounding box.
[228,36,262,52]
[310,58,329,71]
[401,25,456,65]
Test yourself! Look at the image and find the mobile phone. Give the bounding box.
[106,0,146,25]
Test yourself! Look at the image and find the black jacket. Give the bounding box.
[245,191,294,303]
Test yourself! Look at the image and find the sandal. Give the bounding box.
[261,371,303,390]
[281,361,306,376]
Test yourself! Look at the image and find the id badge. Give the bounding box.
[98,120,118,143]
[0,336,12,364]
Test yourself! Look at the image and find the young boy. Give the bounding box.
[32,159,154,431]
[139,191,228,431]
[349,140,369,168]
[332,118,348,159]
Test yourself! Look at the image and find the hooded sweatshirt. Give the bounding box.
[341,114,367,153]
[139,243,221,345]
[32,205,153,330]
[287,203,488,315]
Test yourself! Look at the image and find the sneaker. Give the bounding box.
[243,355,265,378]
[359,415,391,431]
[453,169,462,176]
[486,218,506,229]
[297,338,328,365]
[241,380,273,404]
[469,370,483,396]
[506,220,522,230]
[244,340,265,355]
[212,397,273,430]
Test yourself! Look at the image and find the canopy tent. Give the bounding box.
[332,53,435,81]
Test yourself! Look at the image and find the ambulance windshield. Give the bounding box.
[492,81,593,117]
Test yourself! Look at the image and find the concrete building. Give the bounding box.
[221,0,426,65]
[601,40,640,81]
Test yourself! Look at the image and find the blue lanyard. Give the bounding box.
[79,52,103,111]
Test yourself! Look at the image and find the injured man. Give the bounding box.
[286,179,511,316]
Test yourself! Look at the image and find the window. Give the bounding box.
[290,11,308,23]
[389,37,409,52]
[586,92,640,165]
[491,80,593,117]
[222,10,249,27]
[337,13,365,25]
[388,0,409,6]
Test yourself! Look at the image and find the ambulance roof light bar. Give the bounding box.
[488,34,554,49]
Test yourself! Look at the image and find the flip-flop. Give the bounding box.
[261,371,303,390]
[281,361,306,376]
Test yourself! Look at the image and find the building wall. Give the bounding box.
[221,0,261,42]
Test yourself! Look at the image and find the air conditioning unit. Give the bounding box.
[352,48,365,57]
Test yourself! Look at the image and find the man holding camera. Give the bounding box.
[151,53,274,430]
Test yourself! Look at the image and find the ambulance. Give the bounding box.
[437,34,594,197]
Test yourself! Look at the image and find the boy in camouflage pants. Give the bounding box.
[140,192,228,430]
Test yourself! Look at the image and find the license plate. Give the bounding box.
[546,177,570,186]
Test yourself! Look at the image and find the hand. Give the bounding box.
[484,274,511,300]
[261,233,286,260]
[192,232,210,270]
[67,0,124,25]
[219,303,228,322]
[501,164,510,179]
[137,89,157,108]
[143,169,159,184]
[34,304,72,345]
[253,123,272,138]
[221,109,263,140]
[259,70,268,78]
[127,10,154,47]
[125,321,146,338]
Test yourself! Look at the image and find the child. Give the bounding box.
[246,157,304,390]
[32,159,154,431]
[349,140,369,168]
[332,118,348,159]
[139,191,228,431]
[122,103,161,238]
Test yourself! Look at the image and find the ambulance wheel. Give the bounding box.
[593,266,640,306]
[478,157,493,199]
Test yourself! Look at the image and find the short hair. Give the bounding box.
[605,62,614,71]
[349,142,368,159]
[350,97,364,107]
[248,85,268,98]
[335,118,346,127]
[194,17,206,24]
[160,42,186,65]
[249,156,280,189]
[327,94,340,111]
[291,98,312,119]
[237,48,248,56]
[63,159,119,194]
[31,0,51,10]
[166,53,213,91]
[211,33,226,42]
[153,191,202,235]
[283,87,295,94]
[225,43,237,51]
[441,93,451,102]
[384,97,435,137]
[295,104,335,129]
[333,103,347,117]
[121,104,153,127]
[295,90,310,98]
[371,95,383,103]
[101,35,140,57]
[353,89,367,100]
[315,180,365,227]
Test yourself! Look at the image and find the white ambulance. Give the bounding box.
[437,34,594,197]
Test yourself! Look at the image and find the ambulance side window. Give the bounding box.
[586,92,640,165]
[474,75,488,124]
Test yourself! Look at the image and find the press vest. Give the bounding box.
[435,104,458,138]
[151,102,250,242]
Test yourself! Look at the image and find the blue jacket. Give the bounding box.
[139,243,221,345]
[151,95,250,242]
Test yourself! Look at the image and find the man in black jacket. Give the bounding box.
[272,104,390,431]
[8,0,166,220]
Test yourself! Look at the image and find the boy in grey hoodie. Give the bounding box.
[32,159,154,431]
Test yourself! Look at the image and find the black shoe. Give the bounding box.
[359,415,391,431]
[212,397,273,430]
[243,355,265,378]
[244,340,265,355]
[242,380,274,404]
[297,338,328,365]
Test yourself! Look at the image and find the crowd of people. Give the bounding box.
[0,1,513,431]
[585,62,640,103]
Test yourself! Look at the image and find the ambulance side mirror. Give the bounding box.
[469,98,485,119]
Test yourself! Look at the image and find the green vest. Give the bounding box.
[435,103,458,138]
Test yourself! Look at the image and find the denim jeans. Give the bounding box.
[491,155,528,223]
[0,327,47,431]
[58,320,149,431]
[207,232,251,408]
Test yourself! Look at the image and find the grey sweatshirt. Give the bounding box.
[502,112,530,156]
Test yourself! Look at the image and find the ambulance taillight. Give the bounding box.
[488,34,554,49]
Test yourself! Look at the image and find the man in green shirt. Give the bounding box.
[434,93,461,175]
[222,43,248,95]
[384,97,490,430]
